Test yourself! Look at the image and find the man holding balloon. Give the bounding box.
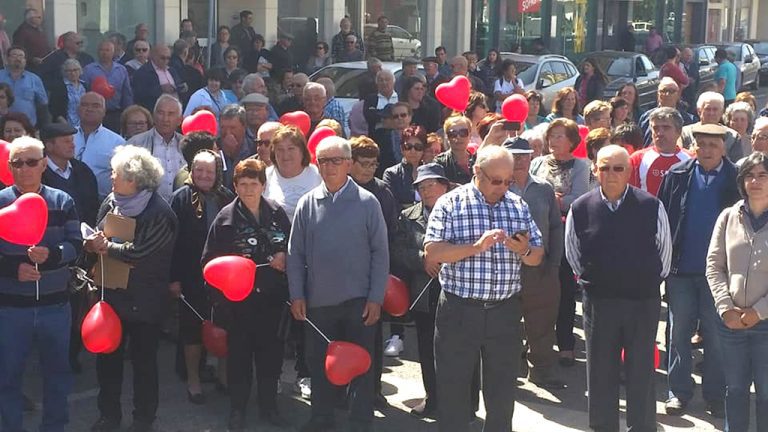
[288,136,389,432]
[0,136,82,432]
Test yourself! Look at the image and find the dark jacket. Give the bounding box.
[270,44,295,79]
[412,96,442,133]
[390,202,441,313]
[200,197,291,330]
[574,74,606,107]
[358,71,378,100]
[433,150,473,185]
[46,78,84,124]
[372,127,401,177]
[132,61,186,111]
[382,161,417,207]
[657,157,740,273]
[39,49,94,83]
[42,159,100,227]
[357,177,399,237]
[93,192,177,323]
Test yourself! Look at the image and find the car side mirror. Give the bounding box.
[700,59,710,66]
[745,55,754,63]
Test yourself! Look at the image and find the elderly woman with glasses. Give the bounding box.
[47,58,84,127]
[724,101,755,159]
[383,125,427,207]
[120,105,153,140]
[202,158,292,430]
[434,115,474,184]
[84,145,177,432]
[530,118,590,368]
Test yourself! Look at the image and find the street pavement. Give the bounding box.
[16,87,768,432]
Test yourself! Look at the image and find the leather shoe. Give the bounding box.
[665,397,687,416]
[706,400,725,418]
[228,410,246,431]
[187,390,205,405]
[529,377,567,390]
[261,409,289,427]
[374,392,390,411]
[410,399,437,418]
[91,416,121,432]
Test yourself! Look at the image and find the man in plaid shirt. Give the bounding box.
[424,145,544,432]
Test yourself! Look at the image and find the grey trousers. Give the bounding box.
[583,293,660,432]
[521,265,561,380]
[435,291,522,432]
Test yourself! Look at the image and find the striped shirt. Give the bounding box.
[424,181,543,301]
[564,185,672,279]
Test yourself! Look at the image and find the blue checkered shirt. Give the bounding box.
[424,182,543,301]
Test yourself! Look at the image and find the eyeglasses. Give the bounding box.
[390,112,409,119]
[446,128,470,139]
[135,47,148,52]
[597,165,627,173]
[753,133,768,141]
[354,160,379,169]
[255,139,270,147]
[658,88,677,95]
[317,156,349,166]
[402,143,424,151]
[9,158,42,169]
[479,168,513,186]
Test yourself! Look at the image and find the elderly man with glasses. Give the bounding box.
[638,77,698,147]
[133,44,186,111]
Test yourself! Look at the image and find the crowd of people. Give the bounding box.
[1,6,768,432]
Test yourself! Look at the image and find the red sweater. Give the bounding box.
[660,62,690,89]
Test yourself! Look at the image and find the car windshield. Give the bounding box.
[513,62,536,85]
[753,42,768,55]
[591,56,633,78]
[311,67,369,99]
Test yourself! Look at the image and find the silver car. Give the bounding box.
[716,43,761,90]
[478,53,580,110]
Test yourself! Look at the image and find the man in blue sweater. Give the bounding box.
[658,123,738,418]
[0,136,82,432]
[288,136,389,432]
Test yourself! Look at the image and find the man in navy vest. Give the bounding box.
[657,123,738,418]
[565,145,672,432]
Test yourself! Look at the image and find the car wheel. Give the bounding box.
[751,73,760,90]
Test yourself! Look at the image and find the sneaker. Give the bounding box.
[384,335,404,357]
[296,377,312,399]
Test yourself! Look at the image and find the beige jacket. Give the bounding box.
[706,200,768,320]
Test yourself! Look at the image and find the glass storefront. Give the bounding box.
[365,0,425,59]
[77,0,156,57]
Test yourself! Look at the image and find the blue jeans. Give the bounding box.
[718,318,768,432]
[666,275,725,402]
[0,303,72,432]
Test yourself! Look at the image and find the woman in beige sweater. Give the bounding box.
[706,151,768,432]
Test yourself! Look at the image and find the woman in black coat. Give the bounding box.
[169,149,235,403]
[573,58,608,110]
[84,145,178,432]
[201,159,291,431]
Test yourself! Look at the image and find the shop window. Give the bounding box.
[77,0,156,57]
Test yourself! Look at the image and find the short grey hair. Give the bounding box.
[376,69,395,81]
[61,58,82,74]
[520,126,545,146]
[110,145,165,191]
[303,82,326,98]
[220,104,246,126]
[241,73,265,94]
[316,136,351,158]
[724,101,755,131]
[257,121,281,139]
[368,57,383,68]
[697,91,725,111]
[596,144,630,163]
[9,136,44,160]
[648,106,683,133]
[474,145,514,169]
[154,94,182,115]
[316,77,336,98]
[754,117,768,135]
[82,91,106,109]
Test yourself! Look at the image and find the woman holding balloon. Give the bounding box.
[169,150,235,404]
[201,158,292,431]
[84,145,178,432]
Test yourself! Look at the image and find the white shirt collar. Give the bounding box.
[323,177,351,202]
[46,158,72,179]
[599,185,630,211]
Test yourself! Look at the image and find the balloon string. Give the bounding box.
[179,293,205,322]
[35,262,39,301]
[409,278,435,311]
[99,255,105,302]
[284,300,331,344]
[256,263,270,268]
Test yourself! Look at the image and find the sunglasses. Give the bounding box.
[255,139,270,147]
[390,112,409,119]
[658,88,676,95]
[447,128,470,139]
[10,158,42,169]
[597,165,627,173]
[355,160,379,169]
[317,156,349,166]
[402,143,424,151]
[479,168,513,186]
[346,41,356,44]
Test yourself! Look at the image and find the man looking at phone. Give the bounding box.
[506,137,565,390]
[565,145,671,432]
[425,145,544,432]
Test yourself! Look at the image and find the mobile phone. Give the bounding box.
[503,121,521,131]
[512,229,528,239]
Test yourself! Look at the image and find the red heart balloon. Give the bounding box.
[82,301,123,354]
[279,111,311,137]
[0,140,12,185]
[325,341,372,386]
[0,193,48,246]
[467,141,479,155]
[203,255,256,301]
[307,126,336,164]
[435,76,472,112]
[202,320,228,357]
[621,343,660,369]
[572,125,590,159]
[501,94,529,123]
[182,110,218,136]
[383,275,409,317]
[92,75,115,100]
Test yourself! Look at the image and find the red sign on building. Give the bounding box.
[519,0,542,13]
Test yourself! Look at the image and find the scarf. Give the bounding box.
[184,150,232,220]
[113,189,153,217]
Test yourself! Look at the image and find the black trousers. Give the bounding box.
[583,293,660,432]
[414,310,437,406]
[305,298,375,425]
[435,292,522,432]
[228,305,284,413]
[557,254,577,352]
[96,321,161,424]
